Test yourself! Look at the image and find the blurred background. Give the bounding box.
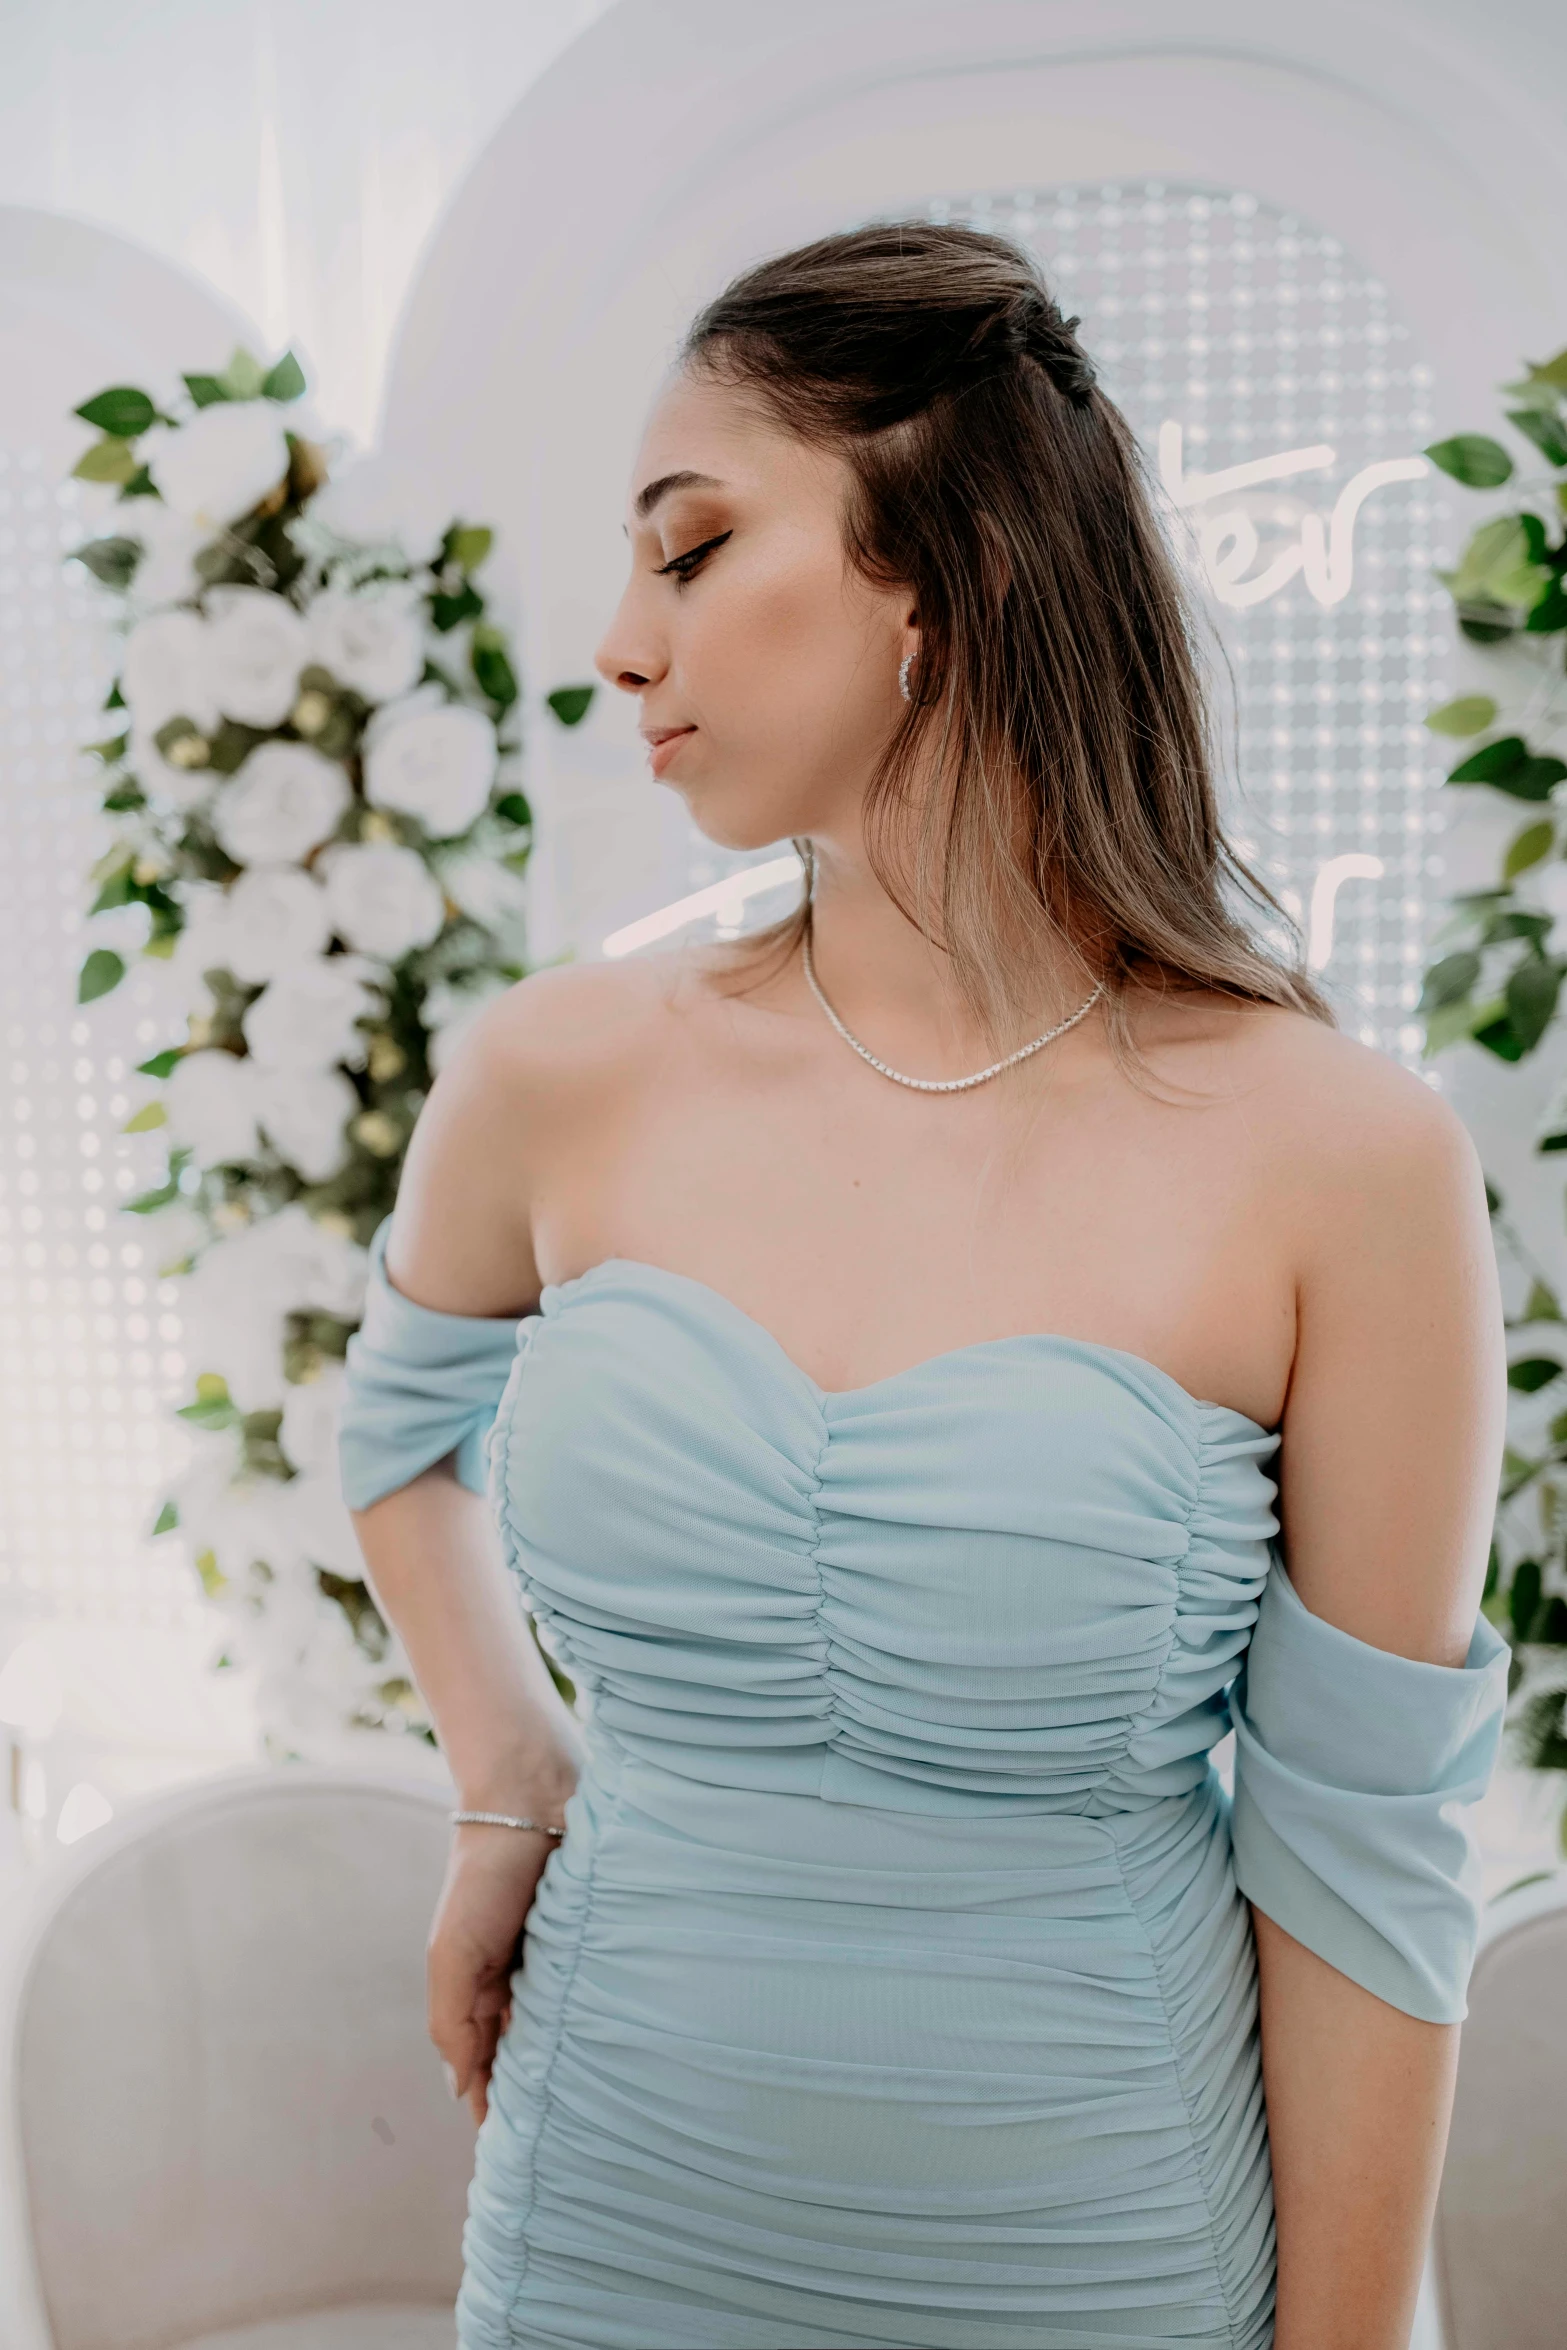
[1,7,1566,2341]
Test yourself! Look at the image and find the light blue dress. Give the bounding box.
[339,1214,1508,2350]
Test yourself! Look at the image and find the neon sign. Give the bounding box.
[1158,422,1428,610]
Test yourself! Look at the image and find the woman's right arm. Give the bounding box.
[342,987,589,2123]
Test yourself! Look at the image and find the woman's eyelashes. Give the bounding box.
[656,529,733,585]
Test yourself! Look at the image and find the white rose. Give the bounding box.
[210,866,332,985]
[307,455,450,566]
[213,741,350,866]
[205,586,308,727]
[279,1361,346,1477]
[163,1048,262,1163]
[364,695,496,838]
[436,851,528,931]
[127,1196,208,1275]
[169,1425,300,1572]
[317,839,446,960]
[145,402,291,531]
[121,609,217,731]
[280,1465,365,1580]
[130,721,213,811]
[125,499,207,609]
[254,1064,358,1181]
[309,583,425,704]
[176,1205,367,1414]
[242,952,381,1071]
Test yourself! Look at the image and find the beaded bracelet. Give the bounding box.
[449,1808,565,1838]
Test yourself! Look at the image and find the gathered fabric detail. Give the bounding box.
[333,1237,1504,2346]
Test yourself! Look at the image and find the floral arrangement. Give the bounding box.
[66,346,592,1761]
[1414,343,1567,1820]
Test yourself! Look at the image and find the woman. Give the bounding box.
[339,224,1509,2350]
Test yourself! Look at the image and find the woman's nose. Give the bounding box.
[594,594,663,695]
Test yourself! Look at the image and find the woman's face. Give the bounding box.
[594,368,914,852]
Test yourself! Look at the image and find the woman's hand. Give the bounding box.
[427,1822,563,2126]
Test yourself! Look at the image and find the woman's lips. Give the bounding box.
[644,727,695,777]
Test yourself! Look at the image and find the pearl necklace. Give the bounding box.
[800,924,1104,1095]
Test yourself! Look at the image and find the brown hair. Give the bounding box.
[680,220,1335,1073]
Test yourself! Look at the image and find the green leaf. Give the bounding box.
[494,790,532,827]
[1425,433,1514,488]
[1481,908,1553,949]
[122,1099,168,1133]
[1419,949,1480,1011]
[124,1177,179,1214]
[1525,582,1567,635]
[1448,736,1529,784]
[73,385,158,437]
[101,782,145,814]
[70,535,142,589]
[1520,347,1567,394]
[471,623,518,712]
[220,347,267,400]
[1458,613,1517,645]
[119,465,157,500]
[1425,695,1499,738]
[136,1047,182,1078]
[1506,758,1567,802]
[261,350,306,402]
[1506,956,1564,1052]
[89,864,137,913]
[1509,1358,1563,1394]
[430,581,483,633]
[1498,1871,1556,1899]
[77,947,125,1003]
[85,730,129,764]
[446,525,493,574]
[1440,516,1530,602]
[72,435,138,485]
[177,1396,240,1431]
[151,1498,179,1535]
[1522,1277,1562,1322]
[1510,1556,1544,1640]
[1504,821,1555,879]
[546,683,595,727]
[1447,738,1567,801]
[183,373,229,408]
[1509,407,1567,467]
[1425,993,1503,1055]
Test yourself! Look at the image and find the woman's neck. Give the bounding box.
[799,836,1097,1075]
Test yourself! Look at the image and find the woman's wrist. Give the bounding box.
[454,1736,579,1825]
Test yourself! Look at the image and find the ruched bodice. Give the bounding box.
[486,1257,1283,1818]
[338,1219,1509,2350]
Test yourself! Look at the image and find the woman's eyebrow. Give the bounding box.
[633,468,724,521]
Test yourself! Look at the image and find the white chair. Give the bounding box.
[1434,1867,1567,2350]
[0,1764,478,2350]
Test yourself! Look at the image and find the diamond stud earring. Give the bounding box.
[898,651,914,704]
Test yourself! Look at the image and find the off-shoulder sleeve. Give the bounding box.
[1228,1556,1509,2023]
[336,1213,526,1510]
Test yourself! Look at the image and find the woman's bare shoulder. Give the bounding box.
[387,953,695,1310]
[1172,996,1488,1267]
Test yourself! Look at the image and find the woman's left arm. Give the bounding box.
[1247,1051,1509,2350]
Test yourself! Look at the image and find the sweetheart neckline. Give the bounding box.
[538,1255,1277,1436]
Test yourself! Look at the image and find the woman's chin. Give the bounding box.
[667,782,801,855]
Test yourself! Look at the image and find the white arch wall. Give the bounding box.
[381,0,1567,1267]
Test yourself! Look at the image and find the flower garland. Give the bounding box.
[65,345,593,1760]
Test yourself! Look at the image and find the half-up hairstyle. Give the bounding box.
[681,221,1334,1072]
